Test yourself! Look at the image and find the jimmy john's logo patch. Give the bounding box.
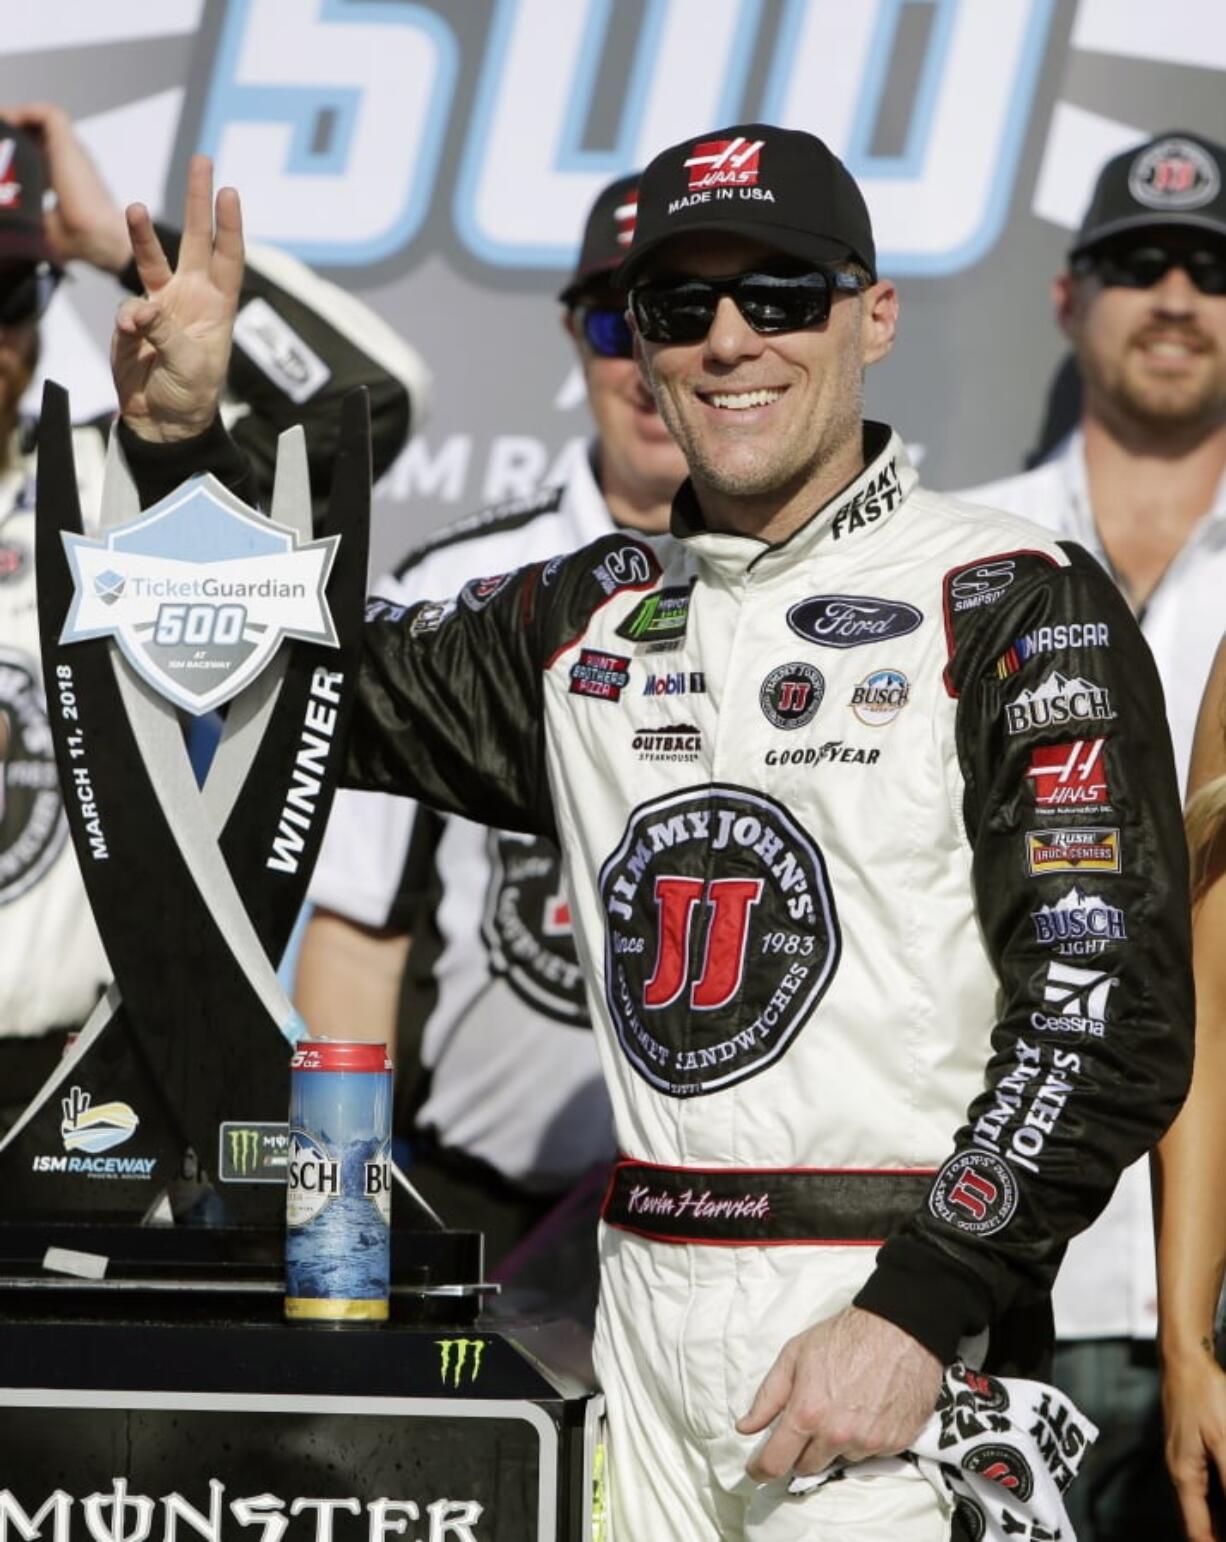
[599,785,840,1097]
[760,662,824,730]
[930,1150,1018,1236]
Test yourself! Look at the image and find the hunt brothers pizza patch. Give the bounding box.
[599,784,840,1096]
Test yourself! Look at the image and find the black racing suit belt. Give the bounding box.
[602,1159,937,1245]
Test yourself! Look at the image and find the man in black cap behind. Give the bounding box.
[962,130,1226,1540]
[110,127,1194,1540]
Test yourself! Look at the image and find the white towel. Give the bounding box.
[788,1362,1097,1540]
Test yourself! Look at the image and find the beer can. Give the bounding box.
[285,1039,393,1322]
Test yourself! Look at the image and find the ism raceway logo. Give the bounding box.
[30,1085,155,1180]
[60,476,337,716]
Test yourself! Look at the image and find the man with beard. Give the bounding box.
[295,174,687,1290]
[963,129,1226,1540]
[0,107,427,1130]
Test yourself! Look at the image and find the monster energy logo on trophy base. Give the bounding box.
[0,381,373,1230]
[219,1122,290,1183]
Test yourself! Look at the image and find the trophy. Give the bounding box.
[0,381,375,1229]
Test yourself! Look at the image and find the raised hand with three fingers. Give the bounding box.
[112,154,243,445]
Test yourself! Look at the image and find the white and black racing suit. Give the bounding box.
[0,228,427,1059]
[128,419,1193,1538]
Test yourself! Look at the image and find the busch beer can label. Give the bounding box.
[285,1040,392,1322]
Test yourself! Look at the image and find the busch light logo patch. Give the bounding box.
[760,663,825,730]
[1031,885,1127,957]
[850,668,910,726]
[0,649,68,905]
[787,595,922,650]
[60,474,337,715]
[1129,136,1221,210]
[599,785,840,1096]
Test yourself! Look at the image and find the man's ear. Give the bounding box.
[1052,271,1077,342]
[561,307,579,343]
[861,279,899,367]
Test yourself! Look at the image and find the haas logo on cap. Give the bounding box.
[1129,137,1220,210]
[614,195,638,247]
[686,137,763,191]
[0,139,23,210]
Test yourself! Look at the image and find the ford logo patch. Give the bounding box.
[787,595,923,649]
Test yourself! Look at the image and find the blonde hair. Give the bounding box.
[1187,773,1226,902]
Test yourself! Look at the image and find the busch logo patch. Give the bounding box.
[787,595,923,650]
[1005,672,1115,736]
[1129,136,1221,210]
[569,648,631,702]
[760,662,825,730]
[599,786,840,1096]
[60,475,337,715]
[930,1150,1018,1235]
[685,136,763,190]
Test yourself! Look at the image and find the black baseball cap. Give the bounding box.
[617,123,876,289]
[558,173,640,304]
[1071,130,1226,257]
[0,120,56,264]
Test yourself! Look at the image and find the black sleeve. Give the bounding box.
[347,538,659,836]
[120,225,422,506]
[855,543,1194,1361]
[116,418,661,844]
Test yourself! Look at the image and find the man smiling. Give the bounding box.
[114,125,1193,1540]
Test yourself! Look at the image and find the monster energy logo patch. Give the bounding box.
[218,1121,290,1182]
[615,585,693,652]
[437,1338,487,1388]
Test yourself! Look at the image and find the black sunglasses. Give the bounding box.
[577,304,634,359]
[1075,244,1226,297]
[629,266,866,345]
[0,263,62,327]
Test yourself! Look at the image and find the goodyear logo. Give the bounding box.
[218,1121,290,1183]
[437,1338,487,1388]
